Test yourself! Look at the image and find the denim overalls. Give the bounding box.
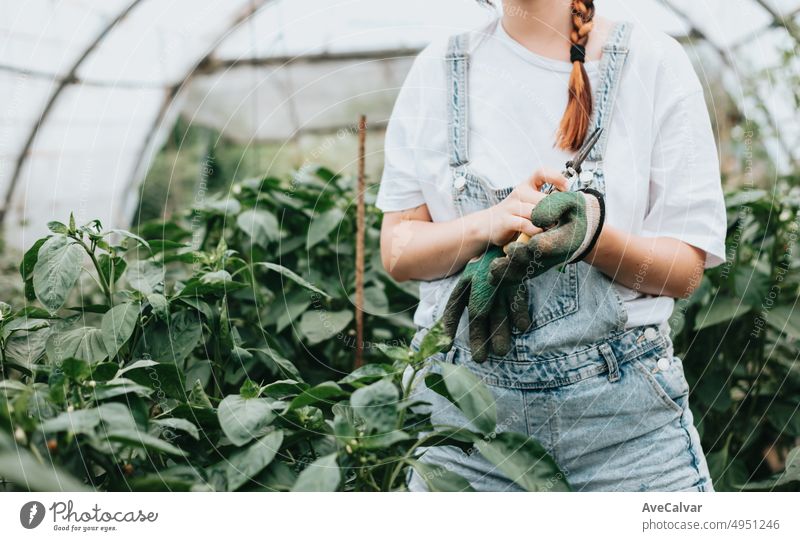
[408,22,713,492]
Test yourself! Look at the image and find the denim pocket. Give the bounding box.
[522,263,579,331]
[632,350,690,414]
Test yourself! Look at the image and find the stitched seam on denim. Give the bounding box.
[452,331,665,387]
[473,326,660,365]
[679,402,706,488]
[446,33,470,168]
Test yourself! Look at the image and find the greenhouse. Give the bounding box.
[1,0,800,503]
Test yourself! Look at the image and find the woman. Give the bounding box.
[377,0,726,491]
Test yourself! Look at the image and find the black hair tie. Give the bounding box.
[570,43,586,63]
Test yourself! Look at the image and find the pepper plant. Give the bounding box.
[0,166,567,492]
[671,181,800,491]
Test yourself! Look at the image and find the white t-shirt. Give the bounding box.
[377,19,727,329]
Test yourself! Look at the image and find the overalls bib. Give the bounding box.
[408,22,713,492]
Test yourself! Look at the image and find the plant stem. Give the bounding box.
[72,235,113,307]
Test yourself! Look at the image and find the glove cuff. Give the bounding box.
[568,188,605,263]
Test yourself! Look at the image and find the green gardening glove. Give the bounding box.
[442,246,531,363]
[489,189,605,285]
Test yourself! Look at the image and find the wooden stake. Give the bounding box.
[355,115,367,369]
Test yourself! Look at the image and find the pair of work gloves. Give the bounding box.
[442,189,605,362]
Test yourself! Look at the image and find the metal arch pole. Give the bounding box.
[752,0,800,43]
[0,0,145,225]
[123,0,274,226]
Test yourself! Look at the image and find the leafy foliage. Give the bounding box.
[0,168,566,492]
[672,183,800,490]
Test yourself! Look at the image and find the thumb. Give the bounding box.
[531,192,575,229]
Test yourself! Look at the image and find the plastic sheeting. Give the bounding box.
[0,0,798,249]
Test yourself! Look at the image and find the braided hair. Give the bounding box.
[557,0,595,151]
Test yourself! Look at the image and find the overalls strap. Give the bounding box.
[588,22,633,162]
[446,32,471,168]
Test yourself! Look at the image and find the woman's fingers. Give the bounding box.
[508,215,540,238]
[489,301,512,357]
[531,167,569,192]
[507,282,531,330]
[468,313,491,363]
[508,200,536,220]
[442,278,470,340]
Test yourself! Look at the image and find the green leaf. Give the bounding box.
[91,379,153,401]
[126,260,164,295]
[20,237,47,302]
[117,359,159,375]
[121,360,186,399]
[475,432,570,492]
[0,450,88,491]
[240,379,261,399]
[89,362,118,382]
[273,292,311,333]
[765,305,800,339]
[766,403,800,437]
[253,348,303,381]
[106,429,186,457]
[417,320,452,362]
[47,221,68,234]
[349,286,389,316]
[97,254,127,287]
[407,460,475,491]
[256,263,330,298]
[338,363,394,385]
[306,208,344,250]
[40,409,102,435]
[218,395,276,447]
[693,297,752,331]
[291,453,341,492]
[350,379,399,433]
[237,208,280,247]
[101,302,140,359]
[299,310,352,345]
[218,430,284,491]
[375,343,412,364]
[431,362,496,434]
[288,381,346,410]
[146,293,169,320]
[105,228,151,250]
[178,270,245,298]
[33,235,84,313]
[152,418,200,440]
[194,196,241,216]
[261,380,308,398]
[61,357,91,382]
[46,326,108,364]
[707,449,749,492]
[359,430,413,449]
[134,310,202,366]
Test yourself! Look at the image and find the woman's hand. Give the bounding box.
[475,168,569,246]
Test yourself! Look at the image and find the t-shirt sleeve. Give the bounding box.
[641,48,727,269]
[375,55,428,213]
